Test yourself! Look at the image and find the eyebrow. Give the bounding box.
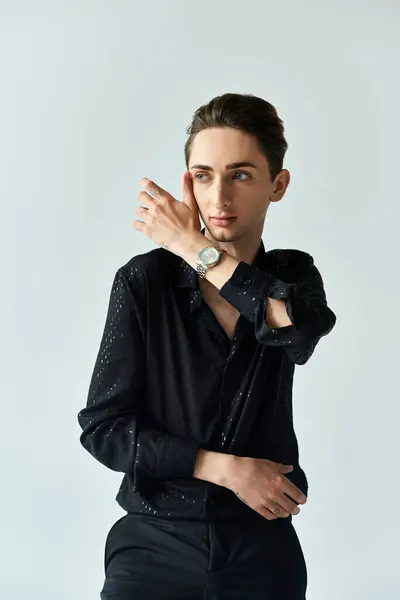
[189,161,258,171]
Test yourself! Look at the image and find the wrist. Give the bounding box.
[193,449,240,489]
[179,233,210,268]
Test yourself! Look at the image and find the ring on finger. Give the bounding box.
[148,187,161,199]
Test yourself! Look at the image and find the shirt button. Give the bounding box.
[243,278,252,285]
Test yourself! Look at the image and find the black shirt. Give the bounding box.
[77,237,336,521]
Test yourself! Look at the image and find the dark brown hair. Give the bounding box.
[184,93,288,180]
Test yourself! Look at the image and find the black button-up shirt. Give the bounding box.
[77,237,336,521]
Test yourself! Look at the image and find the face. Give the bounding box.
[188,127,290,244]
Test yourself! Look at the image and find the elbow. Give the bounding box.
[77,411,139,474]
[78,427,129,473]
[289,351,310,366]
[285,340,315,365]
[77,413,122,472]
[286,314,336,366]
[324,307,337,335]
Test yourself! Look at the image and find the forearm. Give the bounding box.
[181,236,292,331]
[265,297,292,328]
[193,448,238,489]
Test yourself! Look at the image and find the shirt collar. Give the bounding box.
[172,228,267,289]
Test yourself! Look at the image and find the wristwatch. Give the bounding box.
[195,246,225,278]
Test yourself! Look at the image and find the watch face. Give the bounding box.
[199,246,220,266]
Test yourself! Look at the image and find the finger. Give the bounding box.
[273,498,301,517]
[257,506,279,520]
[140,178,168,200]
[135,206,150,221]
[267,502,291,519]
[235,493,277,521]
[132,219,146,232]
[138,190,155,208]
[278,463,294,474]
[277,495,301,516]
[282,480,307,505]
[182,170,198,211]
[269,485,301,515]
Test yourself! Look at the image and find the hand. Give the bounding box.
[132,171,202,257]
[193,450,307,521]
[226,456,307,520]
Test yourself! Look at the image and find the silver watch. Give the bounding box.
[195,246,224,278]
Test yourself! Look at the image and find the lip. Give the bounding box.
[210,216,237,227]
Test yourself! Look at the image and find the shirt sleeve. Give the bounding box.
[219,251,336,365]
[77,268,200,493]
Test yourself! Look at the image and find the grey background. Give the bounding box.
[1,1,399,598]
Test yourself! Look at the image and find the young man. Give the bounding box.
[77,93,336,599]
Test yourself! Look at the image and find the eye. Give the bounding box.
[233,171,251,181]
[194,172,209,182]
[194,171,251,182]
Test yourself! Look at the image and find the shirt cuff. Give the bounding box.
[219,261,294,323]
[133,430,200,492]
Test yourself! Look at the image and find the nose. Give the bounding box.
[210,181,230,209]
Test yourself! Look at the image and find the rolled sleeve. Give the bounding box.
[219,254,336,365]
[219,261,294,320]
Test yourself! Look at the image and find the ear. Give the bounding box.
[270,169,290,202]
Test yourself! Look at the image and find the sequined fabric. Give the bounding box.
[77,239,336,520]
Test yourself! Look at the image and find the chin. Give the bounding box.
[204,220,241,240]
[209,230,242,244]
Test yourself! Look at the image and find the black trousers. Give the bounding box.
[100,513,307,599]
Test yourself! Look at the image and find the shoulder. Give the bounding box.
[264,248,324,286]
[266,248,315,270]
[116,247,176,293]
